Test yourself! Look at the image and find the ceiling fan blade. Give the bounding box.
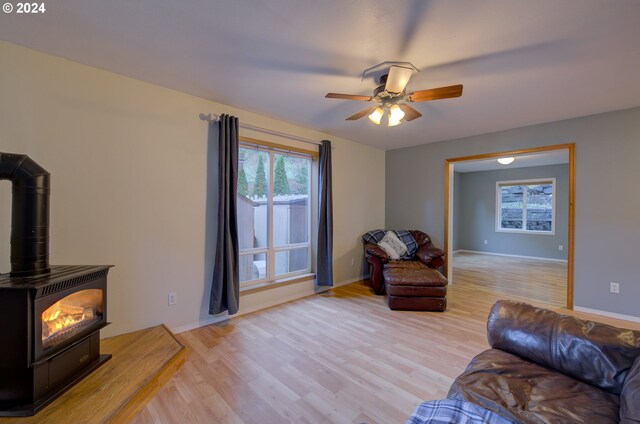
[346,107,377,121]
[325,93,372,101]
[399,104,422,121]
[385,65,414,94]
[408,84,463,102]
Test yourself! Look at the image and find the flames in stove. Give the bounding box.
[41,289,103,349]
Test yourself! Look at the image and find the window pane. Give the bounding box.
[273,154,310,247]
[275,247,309,276]
[237,148,269,250]
[500,185,523,229]
[526,184,553,231]
[239,253,267,283]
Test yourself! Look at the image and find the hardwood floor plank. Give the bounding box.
[301,392,359,424]
[133,254,639,424]
[452,251,567,307]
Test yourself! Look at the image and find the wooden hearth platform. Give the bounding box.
[0,324,186,424]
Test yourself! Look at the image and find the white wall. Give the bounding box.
[0,41,385,337]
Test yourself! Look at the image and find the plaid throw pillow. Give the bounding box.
[362,229,387,244]
[395,230,418,258]
[362,229,417,259]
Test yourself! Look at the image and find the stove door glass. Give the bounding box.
[41,289,103,349]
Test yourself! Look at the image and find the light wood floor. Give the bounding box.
[452,251,567,307]
[133,257,638,424]
[0,325,184,424]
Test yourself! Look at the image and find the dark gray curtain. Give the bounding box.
[317,139,333,286]
[209,114,240,315]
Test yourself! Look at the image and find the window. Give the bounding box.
[496,178,555,234]
[237,144,312,286]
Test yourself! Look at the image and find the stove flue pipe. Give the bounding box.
[0,152,50,277]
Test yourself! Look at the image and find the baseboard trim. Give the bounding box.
[171,314,230,334]
[573,306,640,324]
[314,274,369,293]
[170,274,369,334]
[335,275,369,287]
[455,249,567,263]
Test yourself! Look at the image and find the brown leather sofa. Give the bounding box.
[448,300,640,424]
[363,230,445,295]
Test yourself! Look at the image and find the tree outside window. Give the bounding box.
[237,146,312,285]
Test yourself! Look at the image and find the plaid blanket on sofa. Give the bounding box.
[362,229,418,259]
[406,400,516,424]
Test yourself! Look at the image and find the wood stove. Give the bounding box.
[0,266,112,416]
[0,152,112,416]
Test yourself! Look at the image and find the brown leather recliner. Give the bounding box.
[448,300,640,423]
[363,230,445,295]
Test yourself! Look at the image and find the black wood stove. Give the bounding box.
[0,152,112,416]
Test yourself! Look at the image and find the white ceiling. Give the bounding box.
[454,150,569,173]
[1,0,640,150]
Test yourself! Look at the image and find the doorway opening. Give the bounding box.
[444,144,575,309]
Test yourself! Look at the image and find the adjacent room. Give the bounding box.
[450,149,570,308]
[1,1,639,423]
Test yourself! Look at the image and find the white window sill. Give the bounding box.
[496,228,556,236]
[240,273,316,295]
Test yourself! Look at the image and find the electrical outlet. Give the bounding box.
[609,282,620,294]
[351,257,355,267]
[558,245,564,251]
[483,240,488,245]
[168,292,177,305]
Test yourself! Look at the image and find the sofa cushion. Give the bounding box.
[487,300,640,394]
[448,349,620,424]
[377,231,407,259]
[383,267,448,287]
[621,355,640,423]
[362,229,417,258]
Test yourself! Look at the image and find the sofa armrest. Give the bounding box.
[487,300,640,395]
[415,244,445,267]
[364,242,389,262]
[621,355,640,423]
[366,254,385,295]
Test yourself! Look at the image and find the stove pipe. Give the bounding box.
[0,152,50,277]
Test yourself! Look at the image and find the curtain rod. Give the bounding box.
[199,113,321,146]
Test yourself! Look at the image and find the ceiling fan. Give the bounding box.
[325,65,463,127]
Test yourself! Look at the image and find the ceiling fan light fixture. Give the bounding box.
[368,107,383,125]
[497,157,515,165]
[325,64,463,124]
[389,104,405,121]
[388,116,402,127]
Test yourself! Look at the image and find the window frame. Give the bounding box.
[237,142,314,288]
[495,178,556,235]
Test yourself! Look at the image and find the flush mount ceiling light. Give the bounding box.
[325,63,464,127]
[497,157,515,165]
